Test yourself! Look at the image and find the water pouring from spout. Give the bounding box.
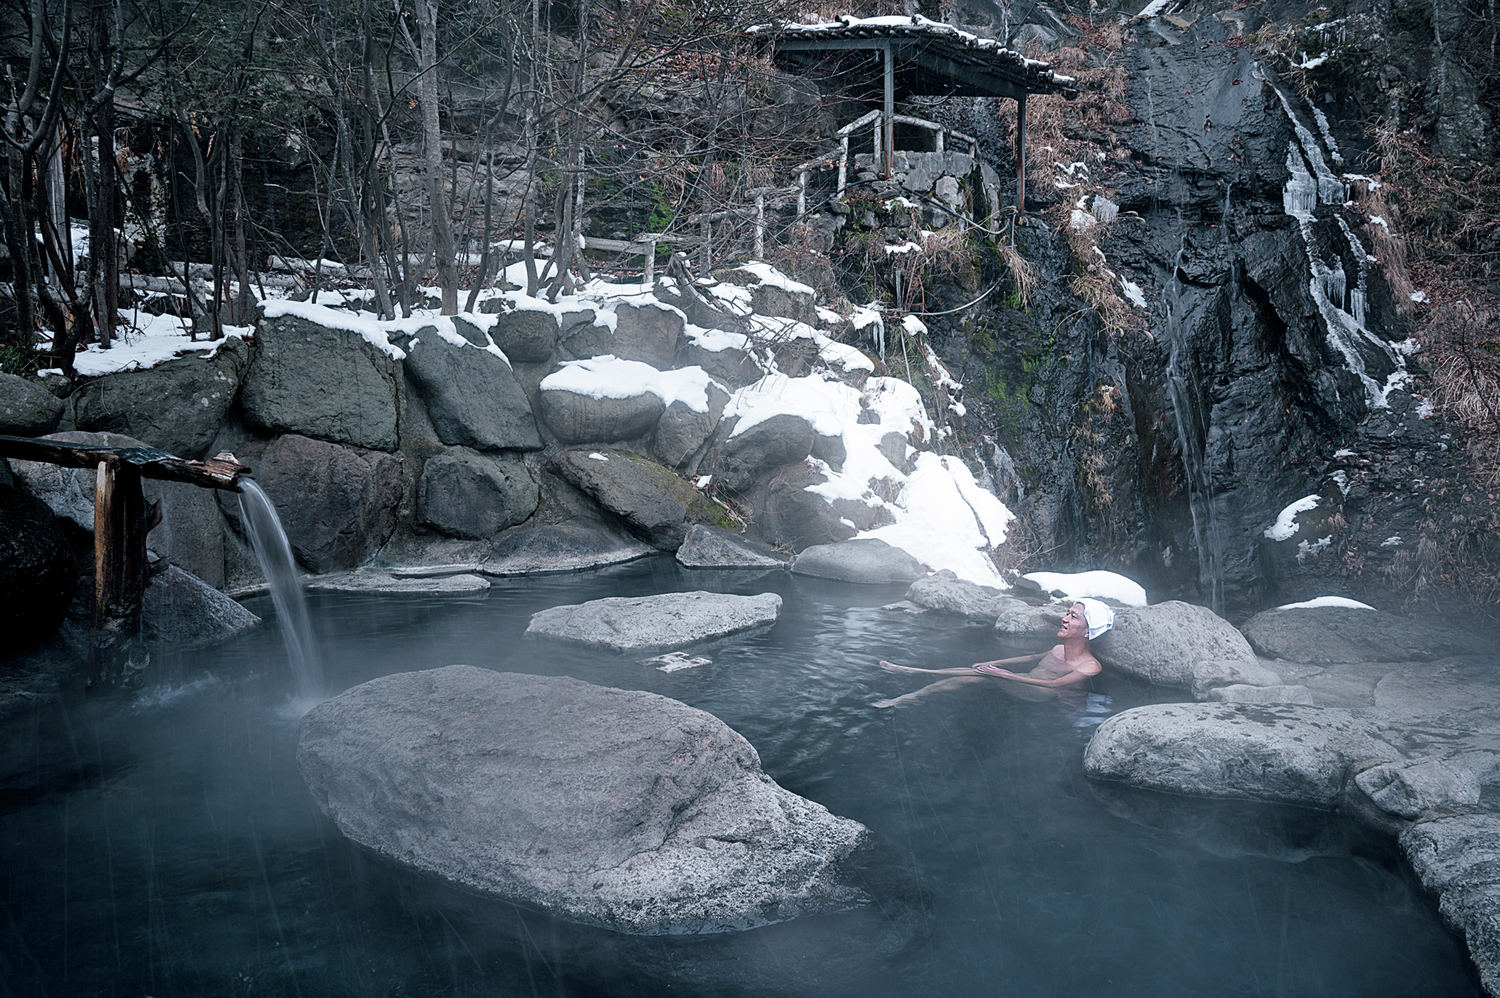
[237,478,324,711]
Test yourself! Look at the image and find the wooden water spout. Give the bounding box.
[0,434,250,691]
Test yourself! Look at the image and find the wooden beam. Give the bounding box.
[0,435,250,489]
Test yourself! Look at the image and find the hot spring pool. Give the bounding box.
[0,559,1479,996]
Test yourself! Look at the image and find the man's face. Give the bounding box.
[1058,602,1087,639]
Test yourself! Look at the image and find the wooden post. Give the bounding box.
[838,135,849,197]
[90,457,149,691]
[699,217,711,272]
[754,192,765,258]
[798,169,808,216]
[882,41,895,179]
[1016,94,1028,215]
[935,128,945,155]
[643,240,656,285]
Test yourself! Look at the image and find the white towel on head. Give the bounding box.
[1077,598,1114,640]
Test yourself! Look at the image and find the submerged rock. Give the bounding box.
[298,666,872,934]
[526,590,782,652]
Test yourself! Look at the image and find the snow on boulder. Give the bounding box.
[1020,570,1147,606]
[526,590,783,652]
[1241,606,1489,664]
[539,357,667,444]
[298,666,873,934]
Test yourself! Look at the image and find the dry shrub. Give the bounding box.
[995,238,1038,306]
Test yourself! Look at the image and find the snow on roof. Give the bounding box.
[1275,596,1376,610]
[752,14,1075,86]
[1264,494,1320,541]
[1022,570,1147,606]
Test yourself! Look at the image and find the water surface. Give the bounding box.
[0,559,1477,997]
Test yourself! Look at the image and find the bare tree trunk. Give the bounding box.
[412,0,457,312]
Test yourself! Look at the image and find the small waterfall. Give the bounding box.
[237,479,323,709]
[1162,235,1225,614]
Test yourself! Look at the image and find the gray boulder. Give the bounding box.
[481,306,559,363]
[683,335,764,388]
[1241,606,1488,663]
[563,302,683,367]
[904,569,1013,618]
[993,601,1066,640]
[0,373,64,435]
[417,448,538,540]
[481,522,655,575]
[241,308,400,450]
[142,565,260,648]
[400,329,543,451]
[252,434,401,572]
[298,666,870,935]
[1083,702,1400,807]
[0,483,75,649]
[1203,684,1316,705]
[69,337,248,458]
[1401,812,1500,995]
[709,413,815,493]
[789,538,924,584]
[675,524,787,568]
[305,571,490,594]
[651,380,729,471]
[1355,759,1482,819]
[1188,657,1287,700]
[1092,600,1258,688]
[749,462,860,550]
[539,384,665,445]
[526,590,782,652]
[549,448,724,551]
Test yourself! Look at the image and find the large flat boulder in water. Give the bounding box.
[789,538,923,584]
[526,590,781,652]
[1242,606,1489,663]
[1092,600,1258,688]
[904,569,1016,618]
[1083,702,1400,807]
[298,666,870,934]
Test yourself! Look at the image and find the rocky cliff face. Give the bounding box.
[913,0,1496,618]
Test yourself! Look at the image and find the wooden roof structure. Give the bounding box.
[752,15,1077,211]
[759,15,1078,102]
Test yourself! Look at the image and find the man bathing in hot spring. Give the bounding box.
[873,598,1114,709]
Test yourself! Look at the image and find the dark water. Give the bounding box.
[0,559,1479,997]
